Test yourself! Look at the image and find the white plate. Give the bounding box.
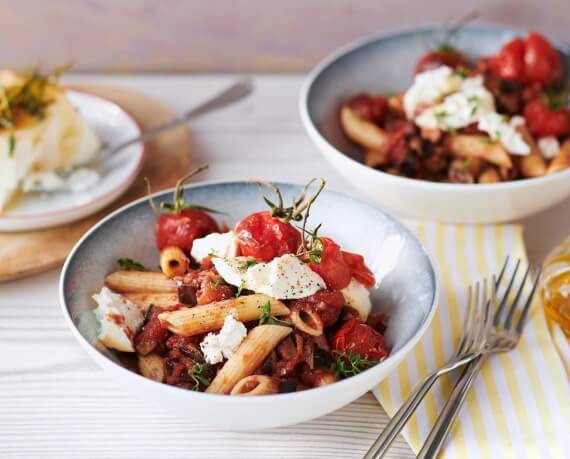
[0,90,145,232]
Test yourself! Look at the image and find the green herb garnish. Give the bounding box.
[542,87,569,111]
[434,110,448,123]
[480,137,493,145]
[117,258,146,271]
[454,67,468,79]
[236,280,246,297]
[238,259,257,271]
[189,363,212,391]
[259,301,290,326]
[331,351,380,378]
[8,134,16,157]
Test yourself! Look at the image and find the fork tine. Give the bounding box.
[504,264,531,330]
[515,267,542,334]
[475,278,491,350]
[494,258,521,325]
[495,256,510,287]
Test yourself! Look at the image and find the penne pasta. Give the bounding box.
[206,325,292,394]
[547,139,570,175]
[105,271,177,293]
[478,167,501,184]
[159,246,189,277]
[138,353,165,382]
[158,293,290,337]
[290,306,324,336]
[340,105,390,151]
[123,292,178,310]
[364,149,389,168]
[447,135,513,169]
[518,125,547,178]
[230,375,280,395]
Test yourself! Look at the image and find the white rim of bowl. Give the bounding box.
[0,89,146,221]
[299,24,570,191]
[59,179,439,405]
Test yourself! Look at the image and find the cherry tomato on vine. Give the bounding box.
[332,319,389,361]
[307,237,352,290]
[488,33,563,86]
[342,251,375,288]
[523,98,570,138]
[415,49,468,74]
[235,211,302,262]
[153,166,221,252]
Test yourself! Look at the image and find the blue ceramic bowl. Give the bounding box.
[300,26,570,223]
[60,181,437,428]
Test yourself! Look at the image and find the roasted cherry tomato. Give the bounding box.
[346,94,388,124]
[154,166,220,252]
[415,49,468,74]
[488,37,526,82]
[289,289,345,327]
[488,33,563,86]
[332,319,389,361]
[156,211,219,252]
[523,98,570,137]
[308,237,352,290]
[235,211,302,262]
[342,251,375,288]
[524,32,563,86]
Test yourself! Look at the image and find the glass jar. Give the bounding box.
[541,236,570,338]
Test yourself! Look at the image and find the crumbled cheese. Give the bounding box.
[212,254,326,300]
[414,75,495,131]
[341,278,372,321]
[403,66,462,118]
[200,311,247,364]
[191,231,239,262]
[538,136,560,159]
[92,287,144,352]
[478,114,530,155]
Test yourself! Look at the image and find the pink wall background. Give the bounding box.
[2,0,569,72]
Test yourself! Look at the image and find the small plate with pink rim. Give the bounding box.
[0,89,144,232]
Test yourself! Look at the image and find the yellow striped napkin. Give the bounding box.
[373,223,570,458]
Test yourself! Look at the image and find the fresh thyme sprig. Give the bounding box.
[117,258,146,271]
[189,363,212,391]
[0,64,70,130]
[247,177,326,223]
[331,351,380,378]
[259,301,290,327]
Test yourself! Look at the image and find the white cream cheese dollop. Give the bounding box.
[200,312,247,364]
[92,287,144,352]
[477,114,530,155]
[213,254,326,300]
[404,65,530,155]
[21,168,100,193]
[191,231,239,262]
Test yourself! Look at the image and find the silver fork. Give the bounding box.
[363,259,510,459]
[417,259,541,458]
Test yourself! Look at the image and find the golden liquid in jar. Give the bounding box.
[541,238,570,338]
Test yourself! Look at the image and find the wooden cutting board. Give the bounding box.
[0,84,191,282]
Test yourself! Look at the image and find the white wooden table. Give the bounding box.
[1,74,568,459]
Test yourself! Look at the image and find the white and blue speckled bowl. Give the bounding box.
[60,181,437,429]
[300,25,570,223]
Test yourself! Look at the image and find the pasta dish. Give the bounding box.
[340,32,570,183]
[92,168,388,395]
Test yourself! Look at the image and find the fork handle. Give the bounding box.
[363,353,478,459]
[417,357,484,459]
